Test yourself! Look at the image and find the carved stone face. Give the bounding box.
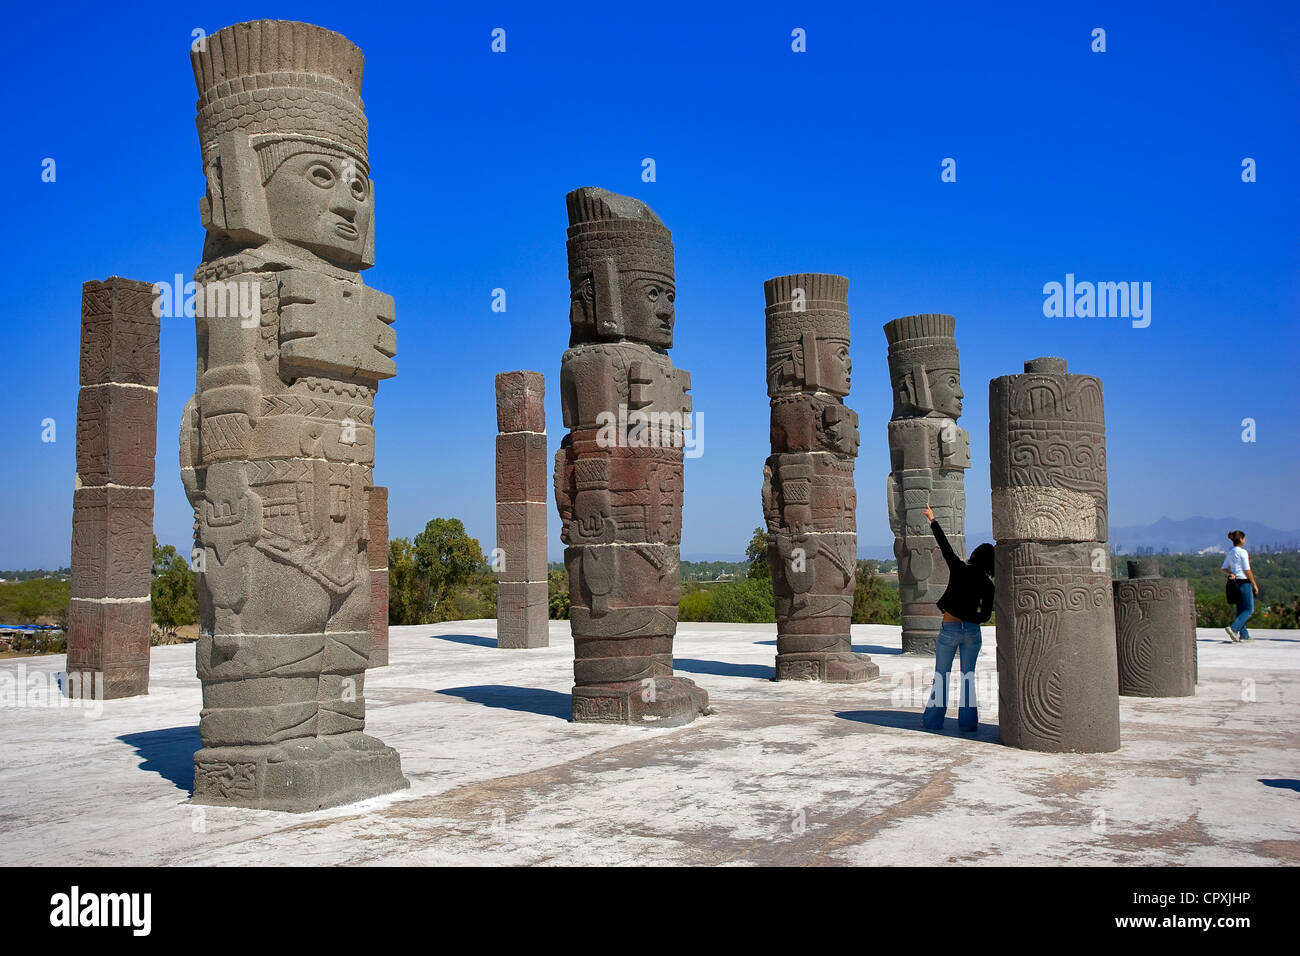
[263,152,371,266]
[621,274,675,348]
[929,367,963,417]
[816,338,851,395]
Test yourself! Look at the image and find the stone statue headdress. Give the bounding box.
[883,313,960,417]
[566,187,674,346]
[764,273,850,397]
[191,20,374,267]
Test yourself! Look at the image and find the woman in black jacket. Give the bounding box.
[920,505,995,732]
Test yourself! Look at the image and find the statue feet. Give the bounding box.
[571,676,711,727]
[775,651,880,683]
[192,732,409,812]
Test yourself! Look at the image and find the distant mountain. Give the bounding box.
[859,516,1300,558]
[1105,517,1300,554]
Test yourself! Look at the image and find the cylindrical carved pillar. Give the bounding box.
[554,187,709,725]
[1114,559,1197,697]
[990,357,1120,753]
[762,274,878,682]
[883,314,971,655]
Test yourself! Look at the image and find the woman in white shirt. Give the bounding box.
[1221,530,1259,642]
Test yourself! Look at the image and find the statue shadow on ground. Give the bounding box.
[424,633,497,648]
[438,685,571,719]
[835,709,1002,744]
[118,726,200,796]
[673,657,775,680]
[1259,779,1300,792]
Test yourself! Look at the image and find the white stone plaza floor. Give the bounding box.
[1,621,1296,866]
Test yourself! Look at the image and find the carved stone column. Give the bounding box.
[496,370,549,649]
[883,314,971,656]
[762,274,878,683]
[67,277,159,700]
[990,357,1120,753]
[1114,559,1197,697]
[182,20,407,809]
[554,187,709,725]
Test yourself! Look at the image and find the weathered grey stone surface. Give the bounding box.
[553,187,709,724]
[67,278,159,701]
[496,371,548,649]
[1114,559,1197,698]
[367,485,389,668]
[762,274,878,683]
[180,20,407,810]
[883,314,971,655]
[990,357,1120,753]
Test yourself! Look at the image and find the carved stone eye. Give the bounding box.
[308,162,335,188]
[646,287,659,302]
[348,175,369,202]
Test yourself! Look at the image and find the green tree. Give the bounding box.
[852,559,901,625]
[547,566,571,620]
[708,577,776,623]
[745,527,770,581]
[412,518,484,622]
[387,537,420,625]
[150,536,198,637]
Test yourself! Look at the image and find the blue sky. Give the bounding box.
[1,1,1297,568]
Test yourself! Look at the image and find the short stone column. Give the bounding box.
[990,357,1120,753]
[67,277,159,700]
[1114,559,1197,697]
[496,371,548,648]
[367,485,389,667]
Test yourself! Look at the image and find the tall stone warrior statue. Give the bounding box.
[180,20,408,810]
[990,357,1120,753]
[762,274,879,683]
[554,187,710,725]
[883,314,971,656]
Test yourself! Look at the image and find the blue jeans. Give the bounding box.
[922,620,982,731]
[1232,583,1254,640]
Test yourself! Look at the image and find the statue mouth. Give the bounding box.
[333,220,359,240]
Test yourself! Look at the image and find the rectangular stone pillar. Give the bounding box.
[495,371,548,648]
[67,277,159,700]
[367,485,389,667]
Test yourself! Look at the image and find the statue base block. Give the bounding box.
[901,632,940,656]
[775,651,880,683]
[571,676,710,727]
[192,732,409,812]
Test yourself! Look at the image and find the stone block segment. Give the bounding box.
[1113,559,1197,698]
[66,278,159,701]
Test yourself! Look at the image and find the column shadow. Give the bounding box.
[835,709,1002,745]
[438,685,571,719]
[117,725,200,796]
[674,658,775,680]
[424,633,497,648]
[1259,779,1300,792]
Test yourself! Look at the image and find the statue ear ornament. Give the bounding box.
[592,257,622,337]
